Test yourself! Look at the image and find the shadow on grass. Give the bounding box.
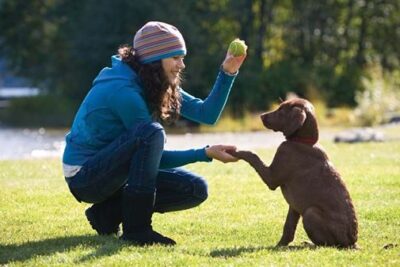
[210,243,317,258]
[0,234,124,265]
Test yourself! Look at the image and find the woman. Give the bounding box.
[62,21,246,246]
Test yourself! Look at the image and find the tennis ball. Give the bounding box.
[228,39,247,56]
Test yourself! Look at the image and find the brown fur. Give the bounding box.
[229,98,358,248]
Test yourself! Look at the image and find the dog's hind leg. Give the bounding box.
[276,207,300,246]
[326,218,357,248]
[302,206,336,246]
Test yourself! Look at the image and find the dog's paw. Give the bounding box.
[225,149,240,158]
[226,150,252,159]
[276,240,290,247]
[301,241,315,247]
[226,150,240,159]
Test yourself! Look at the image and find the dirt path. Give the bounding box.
[165,131,285,150]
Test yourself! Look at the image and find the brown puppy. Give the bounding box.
[229,98,358,248]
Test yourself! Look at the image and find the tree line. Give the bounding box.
[0,0,399,125]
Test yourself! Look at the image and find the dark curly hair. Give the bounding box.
[118,45,182,123]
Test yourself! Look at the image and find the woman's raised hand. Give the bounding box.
[221,51,247,75]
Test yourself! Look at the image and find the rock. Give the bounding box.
[334,128,384,143]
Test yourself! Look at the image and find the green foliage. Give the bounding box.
[1,140,400,265]
[327,64,363,107]
[1,0,399,126]
[353,64,400,126]
[0,95,77,127]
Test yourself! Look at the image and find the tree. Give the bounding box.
[0,0,399,127]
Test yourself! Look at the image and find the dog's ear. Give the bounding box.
[283,106,307,137]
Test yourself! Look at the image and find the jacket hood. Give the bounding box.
[93,55,139,87]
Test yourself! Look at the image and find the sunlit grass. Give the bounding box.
[1,141,399,266]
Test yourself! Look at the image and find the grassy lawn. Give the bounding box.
[1,140,399,266]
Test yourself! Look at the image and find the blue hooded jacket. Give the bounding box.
[63,55,236,169]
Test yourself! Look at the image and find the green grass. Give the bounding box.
[1,141,399,266]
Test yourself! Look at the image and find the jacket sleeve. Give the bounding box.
[159,147,212,169]
[180,70,237,125]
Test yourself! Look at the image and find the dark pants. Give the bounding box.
[65,121,208,213]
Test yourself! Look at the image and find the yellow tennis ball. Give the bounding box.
[228,39,247,56]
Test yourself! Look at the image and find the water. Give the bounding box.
[0,127,285,160]
[0,127,66,160]
[1,125,397,160]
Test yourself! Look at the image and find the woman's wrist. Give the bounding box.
[203,146,213,161]
[221,65,238,76]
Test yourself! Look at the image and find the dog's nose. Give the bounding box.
[260,113,268,124]
[260,113,268,121]
[260,113,275,130]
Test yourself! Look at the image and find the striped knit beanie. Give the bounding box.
[133,21,186,64]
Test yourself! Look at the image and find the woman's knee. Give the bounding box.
[142,121,165,140]
[130,121,165,145]
[192,176,208,202]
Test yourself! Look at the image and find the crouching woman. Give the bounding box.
[62,21,246,246]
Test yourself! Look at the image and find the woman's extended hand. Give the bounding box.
[205,145,239,163]
[221,52,247,74]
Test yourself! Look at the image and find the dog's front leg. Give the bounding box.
[229,150,278,190]
[276,207,300,246]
